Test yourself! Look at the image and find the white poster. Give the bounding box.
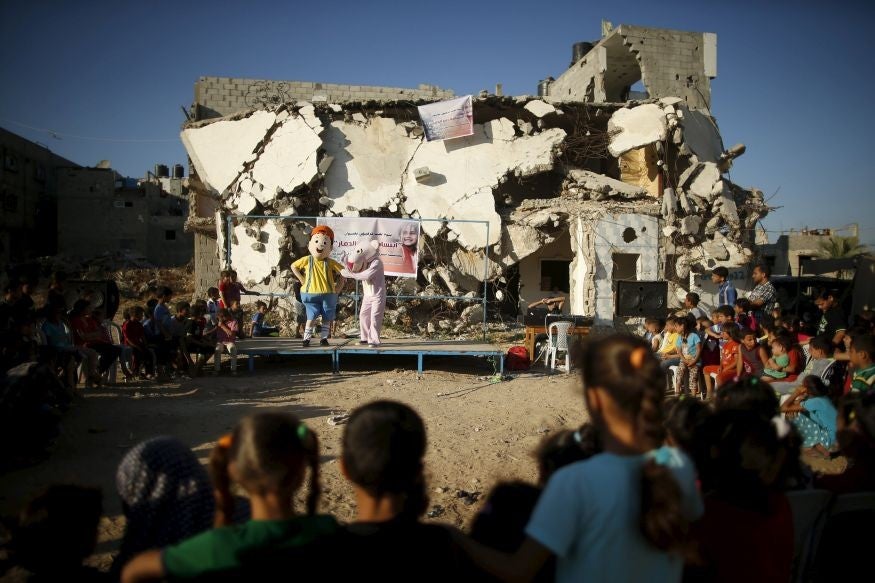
[318,216,420,278]
[417,95,474,141]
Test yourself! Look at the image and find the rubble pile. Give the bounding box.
[182,93,768,326]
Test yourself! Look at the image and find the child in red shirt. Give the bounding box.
[703,323,742,399]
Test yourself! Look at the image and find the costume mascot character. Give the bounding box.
[341,239,386,347]
[291,225,346,347]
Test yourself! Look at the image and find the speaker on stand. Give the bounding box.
[615,281,668,318]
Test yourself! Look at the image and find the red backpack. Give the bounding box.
[506,346,530,371]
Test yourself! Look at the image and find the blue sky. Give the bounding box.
[2,0,873,244]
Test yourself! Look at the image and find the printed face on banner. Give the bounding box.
[317,217,420,278]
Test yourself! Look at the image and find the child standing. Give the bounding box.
[214,308,238,375]
[121,413,336,581]
[702,322,741,399]
[762,336,791,382]
[205,287,220,326]
[781,376,838,457]
[456,335,702,582]
[675,317,703,396]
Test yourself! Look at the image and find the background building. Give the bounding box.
[0,127,79,265]
[57,164,193,266]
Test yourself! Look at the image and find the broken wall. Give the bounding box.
[194,76,454,120]
[547,25,716,110]
[182,93,767,326]
[592,214,661,325]
[517,230,574,314]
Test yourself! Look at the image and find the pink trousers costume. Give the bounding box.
[344,258,386,346]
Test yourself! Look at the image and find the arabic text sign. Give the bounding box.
[318,217,420,278]
[417,95,473,142]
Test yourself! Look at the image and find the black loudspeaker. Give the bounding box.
[65,280,121,320]
[616,281,668,318]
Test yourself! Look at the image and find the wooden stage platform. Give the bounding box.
[235,337,504,374]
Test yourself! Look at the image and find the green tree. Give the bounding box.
[817,236,869,259]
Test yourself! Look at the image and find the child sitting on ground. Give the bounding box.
[781,375,837,457]
[762,335,792,382]
[214,308,238,375]
[455,335,703,582]
[702,322,741,399]
[121,413,336,581]
[251,300,279,337]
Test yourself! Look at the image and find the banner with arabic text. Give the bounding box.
[417,95,474,141]
[317,216,420,278]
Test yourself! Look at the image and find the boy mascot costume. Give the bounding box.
[341,239,386,347]
[291,225,346,346]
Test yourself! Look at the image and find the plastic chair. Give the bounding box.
[786,489,833,583]
[809,492,875,582]
[104,320,132,383]
[545,321,572,373]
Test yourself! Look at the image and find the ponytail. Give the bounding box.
[224,413,322,515]
[640,460,688,553]
[208,435,234,527]
[302,428,321,516]
[578,335,690,554]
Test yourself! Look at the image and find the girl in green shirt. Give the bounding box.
[122,412,337,582]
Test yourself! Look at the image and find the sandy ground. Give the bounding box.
[0,353,586,570]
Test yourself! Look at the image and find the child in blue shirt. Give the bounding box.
[455,335,703,583]
[675,317,703,397]
[251,300,279,337]
[781,375,837,457]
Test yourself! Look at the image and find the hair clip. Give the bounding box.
[630,347,648,370]
[645,447,679,468]
[749,377,759,386]
[297,423,309,441]
[218,434,232,449]
[573,430,582,444]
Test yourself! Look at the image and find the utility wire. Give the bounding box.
[0,118,179,143]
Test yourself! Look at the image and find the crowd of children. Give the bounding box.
[1,333,873,581]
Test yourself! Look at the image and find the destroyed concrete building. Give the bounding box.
[58,165,193,266]
[182,24,769,329]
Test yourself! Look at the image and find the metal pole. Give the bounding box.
[225,215,232,267]
[482,221,489,343]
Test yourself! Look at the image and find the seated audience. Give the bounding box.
[122,413,334,581]
[781,376,837,457]
[113,437,216,578]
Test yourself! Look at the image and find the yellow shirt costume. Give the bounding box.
[293,255,344,294]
